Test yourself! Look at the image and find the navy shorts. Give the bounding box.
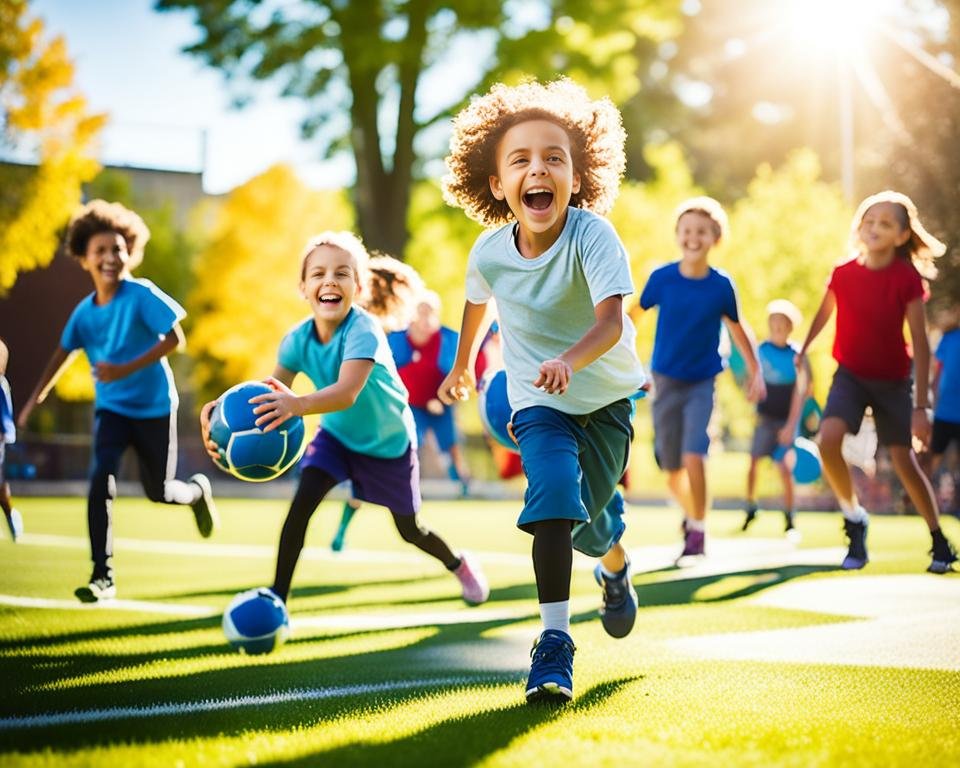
[411,405,458,452]
[300,429,421,516]
[823,366,912,447]
[511,400,633,558]
[931,417,960,456]
[751,416,790,459]
[652,373,715,470]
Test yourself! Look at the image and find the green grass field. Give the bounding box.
[2,495,959,767]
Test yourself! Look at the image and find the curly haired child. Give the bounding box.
[440,79,646,704]
[19,200,217,601]
[798,190,957,573]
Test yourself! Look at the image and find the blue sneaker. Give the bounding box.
[525,629,575,704]
[594,561,637,638]
[841,516,869,570]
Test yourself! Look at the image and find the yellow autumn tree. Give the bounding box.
[0,0,105,293]
[188,164,354,402]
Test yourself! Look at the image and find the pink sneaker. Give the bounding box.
[454,552,489,605]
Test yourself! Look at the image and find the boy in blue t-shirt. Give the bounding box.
[440,79,647,704]
[931,306,960,489]
[0,339,23,542]
[638,197,765,560]
[199,232,488,610]
[742,299,811,536]
[18,200,217,602]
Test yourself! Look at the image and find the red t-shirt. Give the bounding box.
[398,330,443,407]
[828,256,924,380]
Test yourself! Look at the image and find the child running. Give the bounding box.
[439,79,646,704]
[18,200,217,601]
[798,190,957,573]
[638,197,765,559]
[929,305,960,492]
[743,299,812,538]
[0,339,23,542]
[200,232,488,609]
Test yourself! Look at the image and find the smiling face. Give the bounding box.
[858,202,911,261]
[489,119,581,253]
[768,313,793,345]
[300,244,361,329]
[81,231,131,297]
[675,211,720,264]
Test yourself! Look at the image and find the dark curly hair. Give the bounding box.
[65,199,151,271]
[442,79,626,228]
[361,254,425,332]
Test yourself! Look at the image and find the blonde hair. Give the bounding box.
[443,78,626,227]
[299,231,370,286]
[850,190,944,279]
[674,196,729,242]
[361,255,425,332]
[765,299,802,330]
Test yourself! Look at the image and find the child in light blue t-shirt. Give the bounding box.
[440,79,646,705]
[0,339,22,542]
[199,232,488,611]
[19,200,217,602]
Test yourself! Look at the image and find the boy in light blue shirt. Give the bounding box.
[440,79,646,704]
[19,200,217,601]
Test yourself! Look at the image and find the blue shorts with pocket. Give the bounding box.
[652,373,715,470]
[511,400,633,557]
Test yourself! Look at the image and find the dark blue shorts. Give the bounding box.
[300,429,420,516]
[823,366,912,446]
[411,405,458,452]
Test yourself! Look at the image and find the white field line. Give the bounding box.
[0,594,215,617]
[0,676,482,731]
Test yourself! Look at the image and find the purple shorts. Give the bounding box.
[300,429,421,516]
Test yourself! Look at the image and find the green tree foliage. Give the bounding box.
[187,164,353,402]
[0,0,104,294]
[155,0,682,256]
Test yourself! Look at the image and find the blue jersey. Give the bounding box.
[0,375,14,444]
[640,262,740,382]
[60,279,185,418]
[278,306,417,459]
[757,340,799,420]
[935,328,960,423]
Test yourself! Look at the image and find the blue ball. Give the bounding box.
[478,369,517,453]
[773,437,822,484]
[222,587,290,654]
[209,381,307,482]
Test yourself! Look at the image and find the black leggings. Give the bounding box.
[531,519,573,604]
[271,467,460,601]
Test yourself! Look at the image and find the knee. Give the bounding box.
[818,422,846,453]
[394,515,427,545]
[90,469,117,500]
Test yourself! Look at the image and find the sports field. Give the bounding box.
[2,496,959,767]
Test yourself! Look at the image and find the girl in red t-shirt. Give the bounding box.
[799,190,956,574]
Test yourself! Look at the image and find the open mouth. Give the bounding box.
[523,188,554,211]
[319,293,343,305]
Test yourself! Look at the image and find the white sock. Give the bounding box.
[164,479,201,505]
[686,518,706,532]
[539,600,570,635]
[840,502,868,523]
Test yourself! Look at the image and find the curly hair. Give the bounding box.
[65,200,151,270]
[442,79,626,227]
[361,254,425,332]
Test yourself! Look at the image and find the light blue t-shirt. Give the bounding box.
[60,279,185,418]
[465,207,647,415]
[640,262,740,382]
[757,340,799,420]
[935,328,960,423]
[277,306,417,459]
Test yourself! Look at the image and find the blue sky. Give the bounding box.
[32,0,354,193]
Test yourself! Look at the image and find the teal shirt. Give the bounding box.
[277,307,416,459]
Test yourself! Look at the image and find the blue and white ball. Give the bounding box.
[478,368,517,453]
[209,380,307,482]
[773,436,823,484]
[222,587,290,654]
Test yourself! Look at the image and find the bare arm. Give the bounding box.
[438,300,492,404]
[724,317,766,403]
[17,346,73,428]
[95,325,183,384]
[906,298,932,447]
[780,354,813,445]
[535,294,624,395]
[799,289,836,356]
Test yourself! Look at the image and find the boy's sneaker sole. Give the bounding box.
[525,682,573,704]
[75,579,116,603]
[928,560,956,574]
[189,474,218,538]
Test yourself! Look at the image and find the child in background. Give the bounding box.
[930,305,960,488]
[638,197,765,559]
[18,200,217,601]
[200,232,488,609]
[0,339,23,542]
[743,299,811,537]
[798,190,957,573]
[440,79,646,704]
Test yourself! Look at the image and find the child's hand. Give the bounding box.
[250,389,304,432]
[438,367,475,405]
[426,398,445,416]
[534,358,572,395]
[776,425,794,446]
[911,407,932,449]
[199,400,221,461]
[94,361,131,383]
[263,376,295,395]
[745,369,767,403]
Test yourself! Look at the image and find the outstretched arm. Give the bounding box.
[17,346,74,428]
[438,300,491,404]
[94,326,183,383]
[799,289,836,358]
[906,298,932,446]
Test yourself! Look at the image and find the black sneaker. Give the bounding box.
[189,474,218,538]
[841,517,869,570]
[928,536,958,574]
[593,561,638,638]
[784,511,802,543]
[742,504,758,531]
[75,574,116,602]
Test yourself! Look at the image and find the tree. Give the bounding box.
[155,0,682,256]
[0,0,104,294]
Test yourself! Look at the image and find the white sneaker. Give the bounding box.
[4,509,22,542]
